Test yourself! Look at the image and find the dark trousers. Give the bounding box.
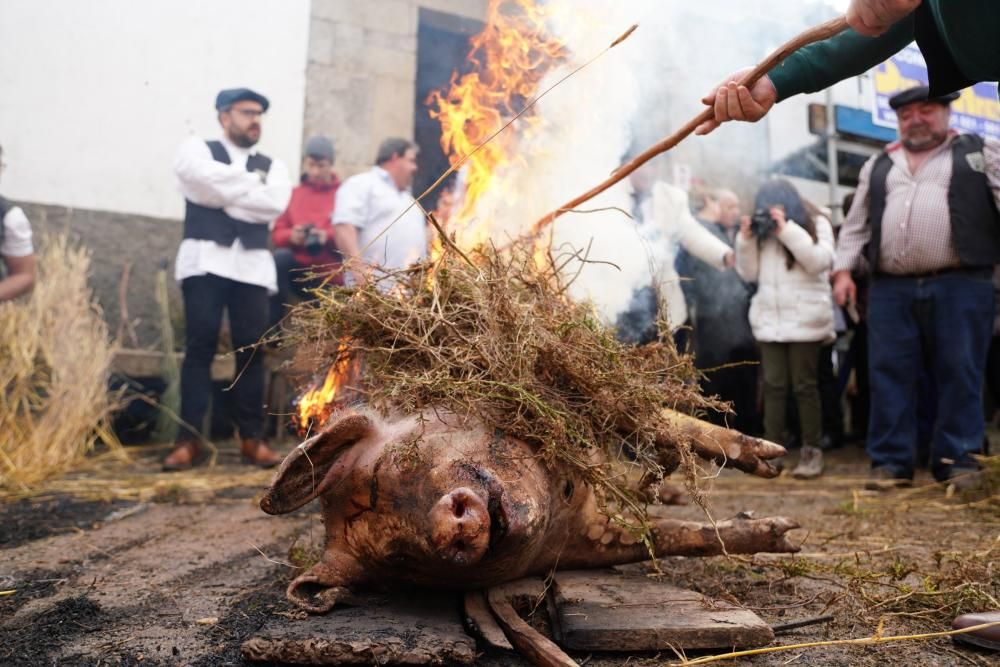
[271,248,326,325]
[838,322,870,441]
[867,272,994,481]
[698,345,760,434]
[179,274,269,441]
[760,341,823,450]
[987,335,1000,410]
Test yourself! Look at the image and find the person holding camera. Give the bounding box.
[735,179,835,479]
[271,135,343,323]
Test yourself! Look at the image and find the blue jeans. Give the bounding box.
[867,271,994,481]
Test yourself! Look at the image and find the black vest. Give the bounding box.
[183,141,273,250]
[867,134,1000,272]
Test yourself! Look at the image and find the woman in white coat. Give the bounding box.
[736,179,835,479]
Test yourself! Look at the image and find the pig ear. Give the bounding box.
[260,413,372,515]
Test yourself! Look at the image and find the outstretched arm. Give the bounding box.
[696,17,915,135]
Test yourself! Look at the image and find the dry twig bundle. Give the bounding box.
[0,234,124,490]
[286,242,723,530]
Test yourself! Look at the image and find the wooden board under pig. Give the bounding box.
[552,569,774,651]
[240,591,477,665]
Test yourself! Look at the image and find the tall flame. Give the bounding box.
[427,0,566,245]
[294,1,571,431]
[295,340,358,434]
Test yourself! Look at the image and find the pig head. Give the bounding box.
[261,410,799,613]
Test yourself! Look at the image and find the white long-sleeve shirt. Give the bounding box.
[172,135,291,292]
[1,206,33,257]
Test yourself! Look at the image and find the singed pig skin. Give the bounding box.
[261,410,797,613]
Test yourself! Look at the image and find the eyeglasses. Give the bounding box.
[231,108,264,119]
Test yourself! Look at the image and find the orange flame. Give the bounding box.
[427,0,565,244]
[295,340,358,433]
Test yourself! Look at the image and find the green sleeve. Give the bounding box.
[768,17,916,102]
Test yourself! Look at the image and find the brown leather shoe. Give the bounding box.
[162,439,203,472]
[952,611,1000,651]
[241,438,282,468]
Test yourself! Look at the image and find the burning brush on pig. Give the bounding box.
[266,241,798,613]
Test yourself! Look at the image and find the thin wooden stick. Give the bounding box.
[531,15,850,235]
[672,620,1000,666]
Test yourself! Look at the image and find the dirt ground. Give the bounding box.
[1,440,997,667]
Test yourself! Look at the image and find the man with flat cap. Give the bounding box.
[832,85,1000,491]
[271,135,343,324]
[164,87,291,471]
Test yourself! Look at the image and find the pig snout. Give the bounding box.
[429,487,490,566]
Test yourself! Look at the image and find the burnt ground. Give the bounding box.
[1,440,998,667]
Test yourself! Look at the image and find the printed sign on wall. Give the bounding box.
[872,43,1000,141]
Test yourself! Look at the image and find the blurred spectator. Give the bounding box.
[165,88,291,472]
[736,179,835,479]
[679,188,759,433]
[333,137,427,287]
[615,161,734,347]
[0,144,36,301]
[832,86,998,490]
[271,135,342,323]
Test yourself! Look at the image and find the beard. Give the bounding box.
[901,125,947,152]
[228,125,261,148]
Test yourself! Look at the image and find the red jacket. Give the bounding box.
[272,176,343,279]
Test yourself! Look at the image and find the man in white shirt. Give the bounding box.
[333,138,427,286]
[0,146,36,301]
[164,88,291,471]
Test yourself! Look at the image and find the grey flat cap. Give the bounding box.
[305,135,335,162]
[215,88,270,112]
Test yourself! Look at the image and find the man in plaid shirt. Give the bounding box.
[833,85,999,490]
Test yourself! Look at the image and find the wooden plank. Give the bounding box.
[241,592,476,665]
[553,570,774,651]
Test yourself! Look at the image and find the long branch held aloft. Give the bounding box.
[531,15,850,235]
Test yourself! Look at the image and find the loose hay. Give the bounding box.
[284,241,723,536]
[0,234,125,490]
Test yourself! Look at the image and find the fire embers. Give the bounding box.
[291,342,362,436]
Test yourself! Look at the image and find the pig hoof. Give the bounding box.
[430,487,491,566]
[287,577,356,614]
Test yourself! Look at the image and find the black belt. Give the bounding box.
[874,266,993,280]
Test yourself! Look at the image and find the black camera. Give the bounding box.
[302,224,324,256]
[749,209,777,237]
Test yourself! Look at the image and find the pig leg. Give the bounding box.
[659,409,785,478]
[558,512,799,570]
[648,513,801,556]
[286,551,366,614]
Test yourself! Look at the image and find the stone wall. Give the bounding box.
[305,0,488,179]
[21,203,183,350]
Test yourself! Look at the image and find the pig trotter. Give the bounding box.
[286,557,364,613]
[286,579,355,614]
[652,514,800,557]
[660,409,785,478]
